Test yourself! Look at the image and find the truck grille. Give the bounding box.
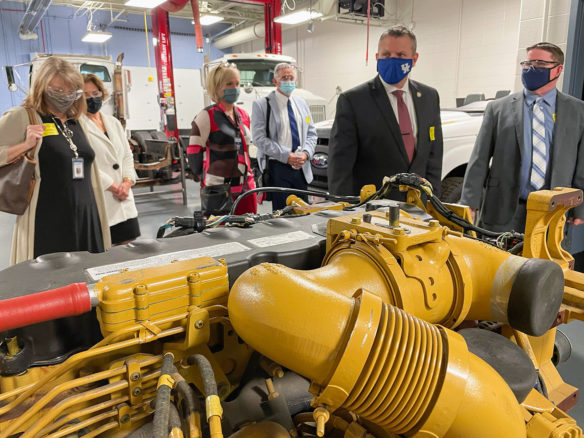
[310,105,326,123]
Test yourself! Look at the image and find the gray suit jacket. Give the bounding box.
[461,90,584,231]
[251,91,317,184]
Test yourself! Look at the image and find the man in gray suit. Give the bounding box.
[251,63,317,210]
[461,42,584,234]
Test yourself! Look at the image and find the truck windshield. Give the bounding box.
[231,60,280,87]
[80,64,112,82]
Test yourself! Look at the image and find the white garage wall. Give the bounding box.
[234,0,570,113]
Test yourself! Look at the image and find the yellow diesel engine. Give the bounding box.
[0,181,583,438]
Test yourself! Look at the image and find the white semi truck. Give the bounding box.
[202,53,328,124]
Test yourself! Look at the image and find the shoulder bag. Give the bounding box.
[0,107,39,215]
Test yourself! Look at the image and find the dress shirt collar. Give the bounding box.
[379,75,410,96]
[275,89,290,106]
[523,87,557,107]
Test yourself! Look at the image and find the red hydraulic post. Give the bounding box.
[225,0,281,54]
[264,0,282,54]
[151,7,179,140]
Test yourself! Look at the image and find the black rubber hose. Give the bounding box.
[174,374,200,415]
[186,354,218,396]
[126,422,153,438]
[153,353,176,438]
[169,402,182,431]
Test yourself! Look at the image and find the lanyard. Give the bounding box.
[52,116,79,159]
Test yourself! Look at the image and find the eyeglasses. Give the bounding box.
[47,85,83,100]
[278,75,295,81]
[84,90,103,98]
[520,60,560,69]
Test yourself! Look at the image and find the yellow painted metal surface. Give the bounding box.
[95,257,229,335]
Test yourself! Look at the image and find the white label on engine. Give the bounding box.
[85,242,251,281]
[247,230,316,248]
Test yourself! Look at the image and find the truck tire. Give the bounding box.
[440,177,463,203]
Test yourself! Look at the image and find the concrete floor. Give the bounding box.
[0,179,582,428]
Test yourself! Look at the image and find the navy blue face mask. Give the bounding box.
[521,67,559,91]
[222,87,241,104]
[377,57,413,85]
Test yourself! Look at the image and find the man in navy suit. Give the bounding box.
[252,63,317,210]
[328,25,443,198]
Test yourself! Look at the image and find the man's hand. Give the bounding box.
[287,151,308,169]
[469,208,478,224]
[25,125,45,149]
[568,217,584,226]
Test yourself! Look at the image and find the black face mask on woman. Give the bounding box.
[86,97,103,114]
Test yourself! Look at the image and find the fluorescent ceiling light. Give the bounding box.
[192,15,224,25]
[274,10,322,24]
[82,31,113,43]
[124,0,166,8]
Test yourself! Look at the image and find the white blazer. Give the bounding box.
[80,113,138,227]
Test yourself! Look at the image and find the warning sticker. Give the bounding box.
[247,230,317,248]
[85,242,250,281]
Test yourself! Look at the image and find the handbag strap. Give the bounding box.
[23,107,39,160]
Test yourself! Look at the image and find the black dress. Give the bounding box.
[34,115,104,258]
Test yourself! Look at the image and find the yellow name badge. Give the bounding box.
[305,115,311,124]
[429,126,435,141]
[42,123,59,136]
[553,113,556,123]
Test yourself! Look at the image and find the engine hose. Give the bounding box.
[186,354,223,438]
[0,282,93,331]
[153,353,176,438]
[173,371,202,438]
[169,402,184,438]
[229,187,360,215]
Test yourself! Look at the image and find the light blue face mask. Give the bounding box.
[222,87,241,104]
[280,81,296,95]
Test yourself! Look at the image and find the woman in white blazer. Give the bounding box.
[82,74,140,245]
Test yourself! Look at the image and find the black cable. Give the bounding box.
[229,187,360,215]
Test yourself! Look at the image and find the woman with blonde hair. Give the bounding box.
[0,56,110,264]
[82,74,140,245]
[187,62,257,215]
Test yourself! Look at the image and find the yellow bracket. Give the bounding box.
[523,187,582,268]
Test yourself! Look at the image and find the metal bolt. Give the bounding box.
[351,217,361,225]
[120,414,130,423]
[389,203,400,227]
[393,227,405,235]
[195,319,204,329]
[130,372,141,381]
[429,219,440,227]
[132,387,142,396]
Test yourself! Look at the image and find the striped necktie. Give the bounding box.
[530,97,547,190]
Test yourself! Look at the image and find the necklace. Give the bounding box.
[52,116,79,158]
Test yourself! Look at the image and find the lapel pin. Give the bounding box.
[417,92,422,98]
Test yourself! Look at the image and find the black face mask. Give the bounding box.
[86,97,103,114]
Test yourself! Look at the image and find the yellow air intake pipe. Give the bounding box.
[228,281,527,437]
[247,211,565,335]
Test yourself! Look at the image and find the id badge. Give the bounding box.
[234,134,243,152]
[72,158,84,180]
